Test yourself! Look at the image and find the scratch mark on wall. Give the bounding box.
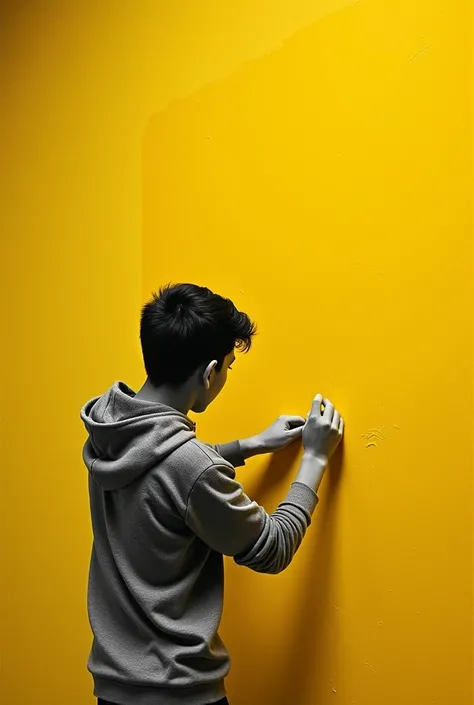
[362,429,385,450]
[362,429,385,441]
[408,45,432,63]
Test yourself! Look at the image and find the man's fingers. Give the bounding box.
[322,398,334,422]
[332,410,340,429]
[311,394,323,416]
[283,415,306,429]
[339,417,345,436]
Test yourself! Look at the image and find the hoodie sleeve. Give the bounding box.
[185,463,318,574]
[203,441,246,467]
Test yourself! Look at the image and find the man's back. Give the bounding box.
[83,381,234,704]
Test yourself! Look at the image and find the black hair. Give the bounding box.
[140,283,256,387]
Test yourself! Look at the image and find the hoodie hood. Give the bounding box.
[80,381,196,490]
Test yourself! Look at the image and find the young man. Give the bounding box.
[81,283,344,705]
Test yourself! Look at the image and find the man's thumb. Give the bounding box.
[287,425,304,438]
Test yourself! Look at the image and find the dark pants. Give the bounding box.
[97,698,229,705]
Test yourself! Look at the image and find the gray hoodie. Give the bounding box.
[81,381,318,705]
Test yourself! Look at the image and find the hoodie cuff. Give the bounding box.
[281,482,319,518]
[216,441,246,468]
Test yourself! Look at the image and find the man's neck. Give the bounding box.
[134,378,192,415]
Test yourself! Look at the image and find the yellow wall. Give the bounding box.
[2,2,472,704]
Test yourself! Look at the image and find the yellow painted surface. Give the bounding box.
[2,1,472,704]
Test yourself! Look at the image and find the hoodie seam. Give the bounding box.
[184,451,232,525]
[89,456,101,482]
[188,439,233,468]
[90,457,98,475]
[101,392,113,418]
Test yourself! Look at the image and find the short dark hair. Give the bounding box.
[140,283,256,387]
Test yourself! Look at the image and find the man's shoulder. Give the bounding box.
[147,438,231,500]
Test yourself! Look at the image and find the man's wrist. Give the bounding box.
[302,450,328,465]
[296,451,328,493]
[239,435,266,458]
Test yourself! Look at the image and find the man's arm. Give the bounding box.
[206,415,307,464]
[187,396,344,574]
[185,461,318,574]
[205,441,246,467]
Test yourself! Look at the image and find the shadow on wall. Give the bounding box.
[226,442,344,704]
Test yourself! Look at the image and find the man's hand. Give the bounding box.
[294,394,344,494]
[302,394,344,462]
[240,416,306,457]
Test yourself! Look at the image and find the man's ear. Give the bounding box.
[202,360,218,389]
